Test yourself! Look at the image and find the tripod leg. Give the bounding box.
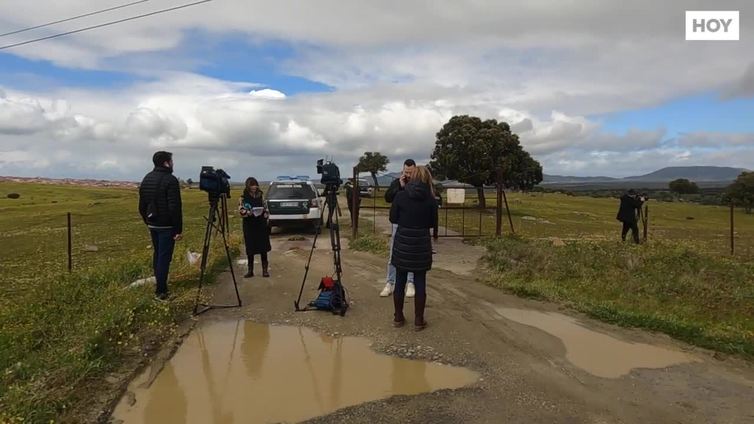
[220,217,242,307]
[295,221,321,310]
[193,202,217,314]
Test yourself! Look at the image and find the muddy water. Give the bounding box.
[495,307,698,378]
[112,321,478,423]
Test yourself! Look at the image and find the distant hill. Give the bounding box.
[543,175,618,184]
[543,166,747,187]
[624,166,747,182]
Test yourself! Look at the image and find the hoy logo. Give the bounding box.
[686,11,739,40]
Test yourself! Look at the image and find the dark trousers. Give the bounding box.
[396,270,426,296]
[247,252,268,272]
[394,269,428,324]
[150,228,176,295]
[621,221,640,244]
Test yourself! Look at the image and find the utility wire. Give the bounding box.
[0,0,151,38]
[0,0,212,51]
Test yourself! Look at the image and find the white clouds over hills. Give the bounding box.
[0,0,753,180]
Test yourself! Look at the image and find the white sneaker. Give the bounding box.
[380,283,394,297]
[406,282,416,298]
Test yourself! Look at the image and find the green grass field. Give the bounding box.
[358,190,747,256]
[2,183,752,421]
[0,182,241,422]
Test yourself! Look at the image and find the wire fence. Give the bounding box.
[345,178,745,257]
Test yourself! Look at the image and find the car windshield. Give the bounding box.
[267,182,316,200]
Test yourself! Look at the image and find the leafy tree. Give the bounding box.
[429,115,542,207]
[356,152,389,191]
[725,172,754,213]
[669,178,699,195]
[186,178,193,187]
[501,149,543,191]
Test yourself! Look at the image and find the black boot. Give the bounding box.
[414,292,427,331]
[262,259,270,277]
[243,257,254,278]
[393,287,406,327]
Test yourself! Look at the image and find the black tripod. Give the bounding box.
[193,193,242,315]
[294,183,348,316]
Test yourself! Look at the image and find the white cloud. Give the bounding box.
[676,132,754,148]
[249,89,286,99]
[0,75,729,181]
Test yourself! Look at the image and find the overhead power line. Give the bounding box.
[0,0,151,38]
[0,0,212,51]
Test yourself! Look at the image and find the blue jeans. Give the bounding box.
[387,224,413,285]
[150,228,176,295]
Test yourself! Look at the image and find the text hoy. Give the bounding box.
[686,11,740,41]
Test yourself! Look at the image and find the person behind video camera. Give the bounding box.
[344,180,361,217]
[389,165,438,331]
[616,189,645,244]
[138,151,183,301]
[380,159,416,298]
[239,177,271,278]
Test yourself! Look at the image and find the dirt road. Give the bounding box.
[112,214,754,423]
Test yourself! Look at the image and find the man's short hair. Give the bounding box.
[404,159,416,167]
[152,151,172,167]
[627,189,637,195]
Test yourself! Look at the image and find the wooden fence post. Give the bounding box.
[496,167,503,236]
[730,202,736,255]
[502,190,515,234]
[352,166,359,239]
[67,212,72,272]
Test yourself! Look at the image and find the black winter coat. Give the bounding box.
[384,178,403,203]
[240,192,271,254]
[138,166,183,233]
[389,181,438,272]
[616,194,643,223]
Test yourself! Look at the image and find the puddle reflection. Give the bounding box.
[113,321,478,423]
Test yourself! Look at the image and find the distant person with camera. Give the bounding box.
[381,159,417,298]
[138,151,183,301]
[616,189,645,244]
[239,177,271,278]
[389,165,437,330]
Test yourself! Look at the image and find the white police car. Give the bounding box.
[266,176,323,232]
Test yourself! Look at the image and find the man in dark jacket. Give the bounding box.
[380,159,416,297]
[139,151,183,300]
[616,189,644,244]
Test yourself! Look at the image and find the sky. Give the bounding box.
[0,0,753,182]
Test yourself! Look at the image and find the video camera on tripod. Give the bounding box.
[199,166,231,199]
[316,158,342,187]
[193,166,241,315]
[295,158,349,316]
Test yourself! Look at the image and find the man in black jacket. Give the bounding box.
[616,189,644,244]
[139,151,183,300]
[380,159,416,298]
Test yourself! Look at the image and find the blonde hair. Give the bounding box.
[414,165,435,197]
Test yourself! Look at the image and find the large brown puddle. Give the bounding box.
[494,307,699,378]
[112,321,478,423]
